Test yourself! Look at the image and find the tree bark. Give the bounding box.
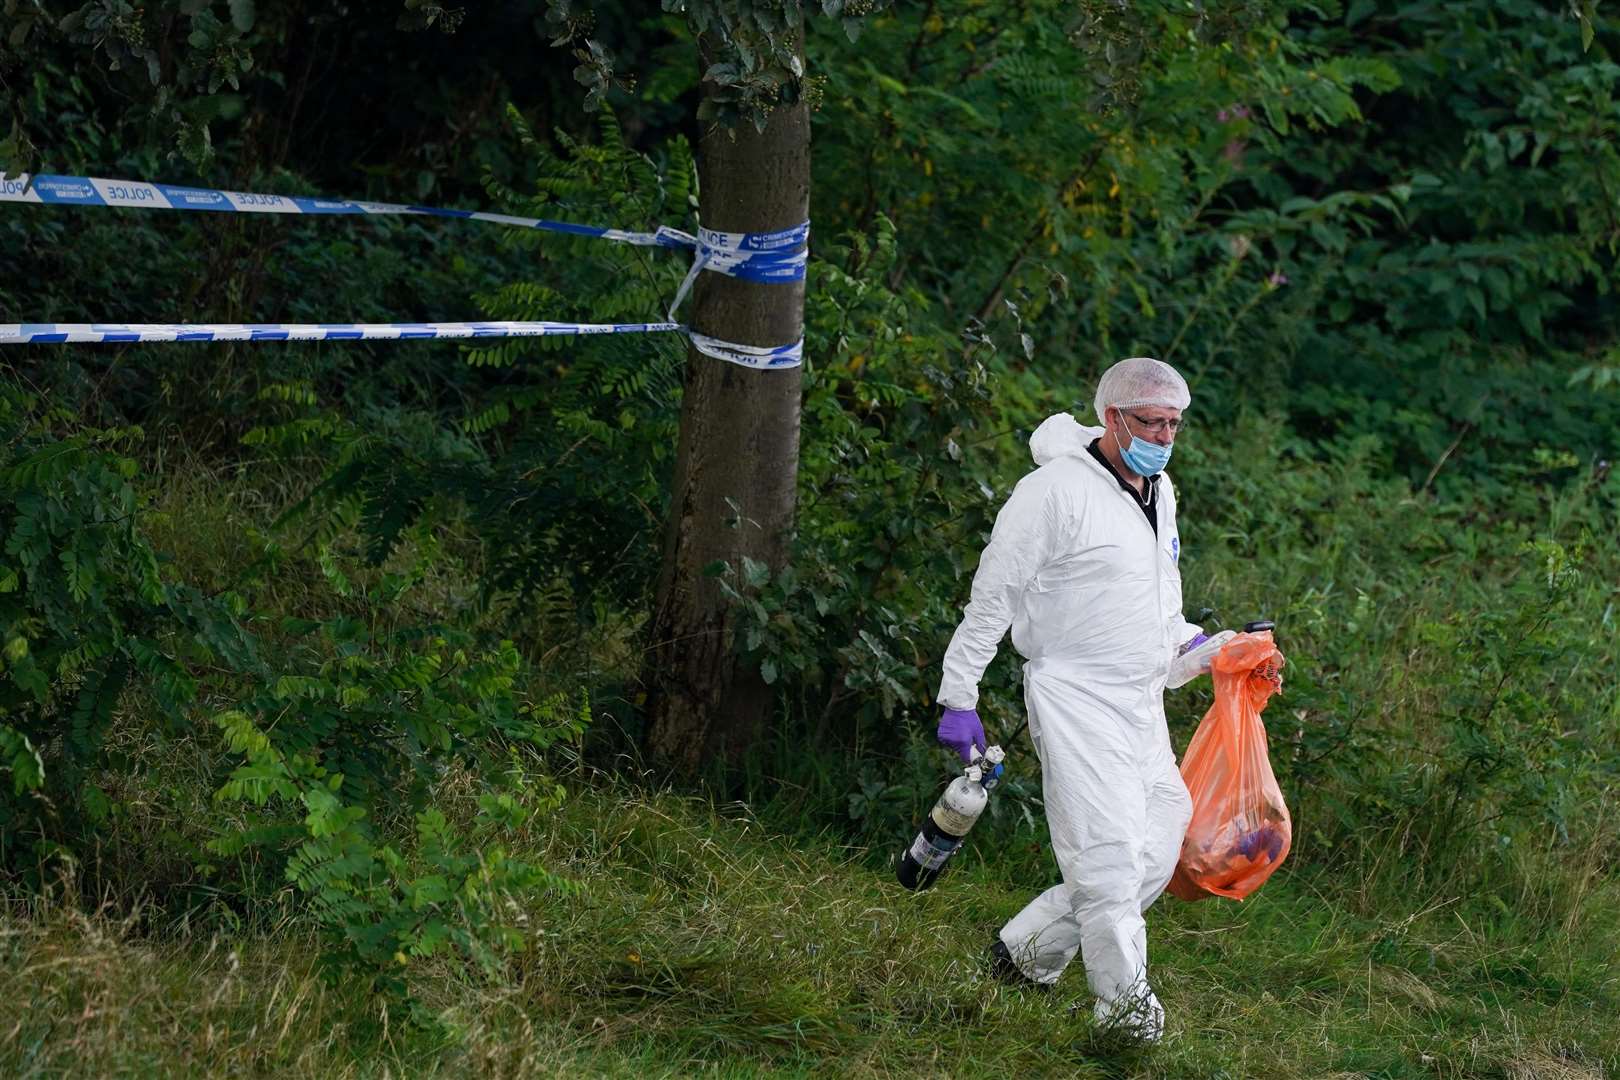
[643,34,810,777]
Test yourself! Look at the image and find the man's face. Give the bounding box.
[1108,405,1183,448]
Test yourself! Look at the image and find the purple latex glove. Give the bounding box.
[937,708,986,764]
[1168,629,1237,689]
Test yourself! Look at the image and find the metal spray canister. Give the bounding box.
[895,745,1006,891]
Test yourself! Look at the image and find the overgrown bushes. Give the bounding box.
[0,388,581,1001]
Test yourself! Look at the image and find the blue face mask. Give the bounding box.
[1116,415,1174,476]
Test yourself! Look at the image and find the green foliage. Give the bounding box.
[1,0,265,168]
[2,0,498,172]
[1241,1,1620,486]
[1284,530,1620,888]
[240,108,693,612]
[0,388,253,848]
[679,0,819,128]
[396,0,464,33]
[1421,539,1606,846]
[192,472,589,998]
[806,0,1618,484]
[545,0,895,128]
[0,382,587,1003]
[209,630,584,995]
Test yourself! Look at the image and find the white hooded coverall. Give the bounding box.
[937,412,1202,1012]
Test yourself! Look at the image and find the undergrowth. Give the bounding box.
[2,778,1616,1078]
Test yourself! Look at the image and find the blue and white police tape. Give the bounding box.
[666,221,812,318]
[0,172,809,287]
[0,322,804,370]
[1,171,808,364]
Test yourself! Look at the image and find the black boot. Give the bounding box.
[988,939,1050,991]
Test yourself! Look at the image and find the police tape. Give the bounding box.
[0,321,804,370]
[0,172,809,286]
[1,171,809,366]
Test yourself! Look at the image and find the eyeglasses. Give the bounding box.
[1124,411,1186,436]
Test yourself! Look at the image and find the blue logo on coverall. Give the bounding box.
[1171,537,1180,564]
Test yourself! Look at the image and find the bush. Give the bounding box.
[0,389,251,859]
[0,385,586,1003]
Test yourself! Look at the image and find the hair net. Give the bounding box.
[1093,357,1190,423]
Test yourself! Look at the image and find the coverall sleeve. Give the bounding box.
[936,476,1059,710]
[1170,614,1206,652]
[1162,476,1204,649]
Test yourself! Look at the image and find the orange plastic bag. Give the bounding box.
[1167,630,1291,902]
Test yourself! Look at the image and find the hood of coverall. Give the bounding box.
[1029,412,1104,466]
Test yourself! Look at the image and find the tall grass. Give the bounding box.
[4,777,1616,1077]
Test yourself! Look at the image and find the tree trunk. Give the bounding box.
[643,34,810,778]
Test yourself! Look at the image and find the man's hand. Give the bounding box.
[937,708,986,763]
[1167,630,1237,689]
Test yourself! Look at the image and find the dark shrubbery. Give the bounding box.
[0,388,581,1001]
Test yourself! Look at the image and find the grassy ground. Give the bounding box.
[4,777,1616,1079]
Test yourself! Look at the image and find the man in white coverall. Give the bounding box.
[933,356,1233,1042]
